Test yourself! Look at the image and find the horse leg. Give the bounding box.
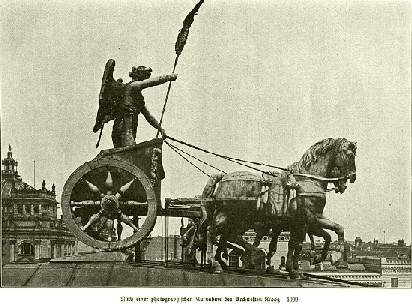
[209,210,229,270]
[309,233,315,250]
[253,220,268,247]
[308,224,331,264]
[292,225,306,272]
[287,200,307,278]
[266,225,282,267]
[214,211,228,267]
[293,242,303,271]
[286,217,298,275]
[214,234,228,269]
[205,208,223,272]
[316,216,344,243]
[286,237,297,277]
[316,216,347,266]
[253,230,264,247]
[229,233,264,270]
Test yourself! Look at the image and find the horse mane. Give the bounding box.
[289,138,348,173]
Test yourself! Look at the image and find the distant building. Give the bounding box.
[356,256,382,272]
[381,257,411,288]
[308,235,411,288]
[354,237,362,248]
[1,146,77,263]
[351,238,411,259]
[397,239,406,247]
[355,256,411,288]
[309,262,382,287]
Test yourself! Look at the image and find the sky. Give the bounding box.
[1,0,410,243]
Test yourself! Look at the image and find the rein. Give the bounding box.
[167,136,289,172]
[166,135,354,183]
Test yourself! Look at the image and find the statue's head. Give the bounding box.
[129,66,152,81]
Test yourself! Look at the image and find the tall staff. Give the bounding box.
[156,0,205,138]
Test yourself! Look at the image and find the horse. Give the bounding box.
[200,138,357,276]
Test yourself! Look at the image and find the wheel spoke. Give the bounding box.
[85,179,102,196]
[105,171,113,188]
[117,178,136,199]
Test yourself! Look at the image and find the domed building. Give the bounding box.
[1,145,77,263]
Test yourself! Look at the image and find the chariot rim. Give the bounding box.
[61,157,157,250]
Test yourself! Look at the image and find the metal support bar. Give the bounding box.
[164,216,169,265]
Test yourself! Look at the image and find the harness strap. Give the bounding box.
[293,173,349,182]
[297,192,326,199]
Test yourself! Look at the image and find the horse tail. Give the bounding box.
[202,173,224,198]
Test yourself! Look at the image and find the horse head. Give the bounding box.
[331,139,357,193]
[295,138,357,194]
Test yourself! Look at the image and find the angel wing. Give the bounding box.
[93,59,125,133]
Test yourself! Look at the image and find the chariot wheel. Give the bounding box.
[61,156,157,250]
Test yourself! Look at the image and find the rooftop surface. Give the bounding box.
[2,261,361,288]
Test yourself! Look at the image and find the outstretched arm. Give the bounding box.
[129,74,177,90]
[141,105,166,138]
